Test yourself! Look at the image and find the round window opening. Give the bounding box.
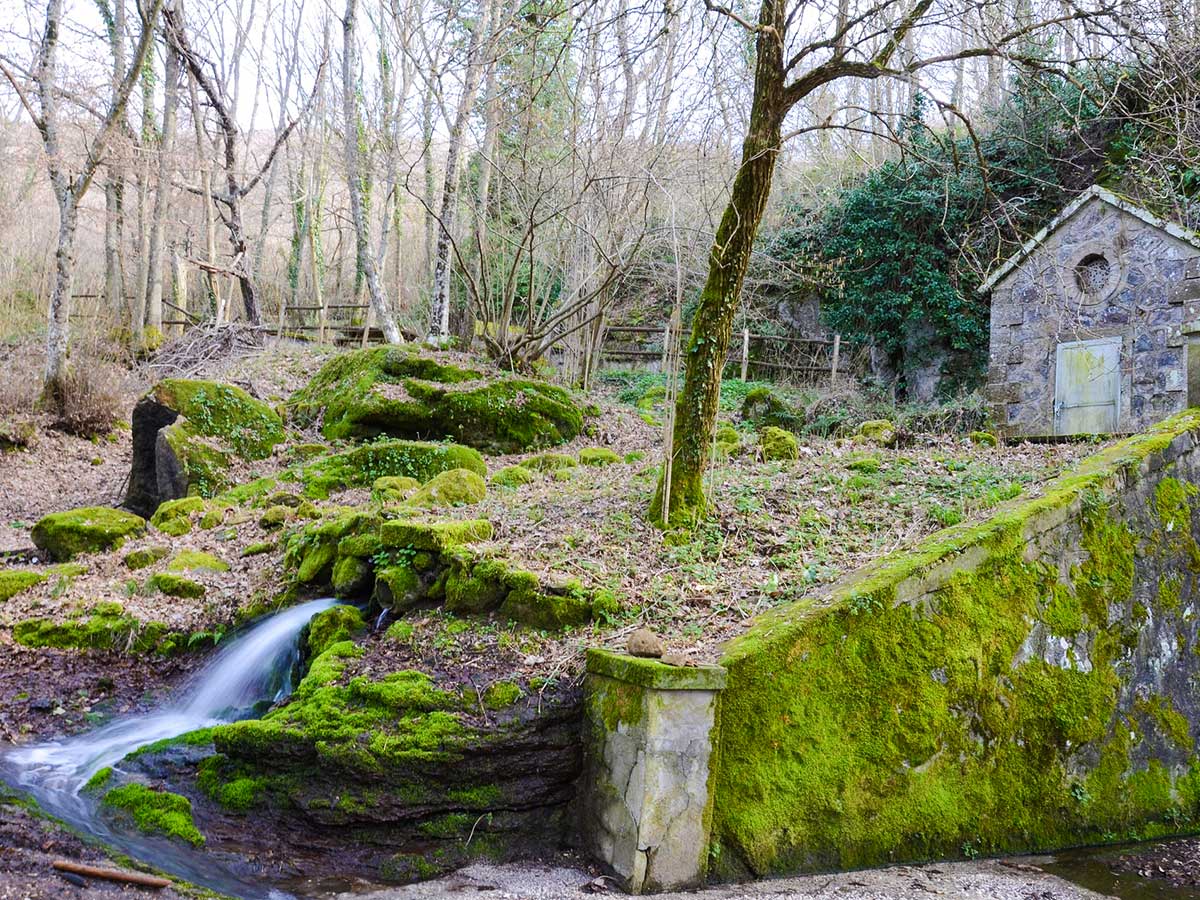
[1074,252,1112,296]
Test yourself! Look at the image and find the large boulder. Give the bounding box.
[125,379,285,517]
[287,347,582,453]
[31,506,146,561]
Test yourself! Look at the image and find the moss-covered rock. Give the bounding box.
[482,681,523,710]
[151,379,284,459]
[579,447,620,467]
[287,347,582,453]
[372,476,421,504]
[857,419,896,447]
[241,541,276,558]
[374,564,424,611]
[259,505,291,529]
[31,507,146,561]
[0,569,46,602]
[499,573,593,630]
[167,550,229,573]
[299,440,486,500]
[157,420,234,498]
[102,782,205,847]
[491,465,537,488]
[523,452,577,472]
[407,469,487,508]
[380,519,493,553]
[332,554,374,598]
[149,497,207,536]
[307,605,366,659]
[970,430,999,448]
[147,572,206,599]
[741,386,800,431]
[759,426,798,462]
[13,603,168,652]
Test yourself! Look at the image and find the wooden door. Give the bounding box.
[1054,337,1121,435]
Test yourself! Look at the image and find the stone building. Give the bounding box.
[982,186,1200,438]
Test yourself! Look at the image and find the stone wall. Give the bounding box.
[709,410,1200,878]
[987,196,1200,438]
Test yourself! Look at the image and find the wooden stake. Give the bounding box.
[740,327,750,381]
[52,860,172,889]
[831,333,841,382]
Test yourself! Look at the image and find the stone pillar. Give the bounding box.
[1184,320,1200,409]
[580,648,726,894]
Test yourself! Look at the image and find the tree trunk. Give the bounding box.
[44,196,79,398]
[342,0,401,343]
[650,0,786,528]
[102,0,128,318]
[146,26,180,335]
[427,0,494,343]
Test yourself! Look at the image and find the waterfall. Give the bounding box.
[1,597,339,899]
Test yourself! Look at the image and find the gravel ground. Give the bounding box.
[339,858,1111,900]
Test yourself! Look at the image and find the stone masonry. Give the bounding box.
[580,649,726,894]
[983,186,1200,438]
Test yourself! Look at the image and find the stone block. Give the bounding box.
[581,650,726,894]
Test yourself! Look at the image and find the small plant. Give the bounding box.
[51,364,124,438]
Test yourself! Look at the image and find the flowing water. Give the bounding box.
[0,597,339,900]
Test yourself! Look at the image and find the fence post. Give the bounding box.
[831,334,841,382]
[741,328,750,381]
[361,303,375,348]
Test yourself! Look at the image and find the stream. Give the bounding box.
[0,597,338,900]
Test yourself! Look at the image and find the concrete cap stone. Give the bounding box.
[586,648,727,691]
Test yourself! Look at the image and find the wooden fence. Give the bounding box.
[600,324,865,383]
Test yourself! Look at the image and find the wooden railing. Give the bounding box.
[601,324,864,383]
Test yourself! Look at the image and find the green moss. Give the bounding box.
[374,564,422,610]
[13,604,168,653]
[0,569,46,601]
[147,572,206,599]
[159,420,234,497]
[149,497,206,536]
[241,541,276,557]
[287,347,581,452]
[970,431,999,448]
[102,783,205,847]
[199,506,228,529]
[407,469,487,508]
[168,550,229,573]
[1157,574,1183,613]
[332,555,373,597]
[579,447,621,467]
[372,475,421,504]
[846,456,881,474]
[83,767,113,792]
[31,506,146,561]
[444,557,511,614]
[123,545,170,570]
[419,812,474,838]
[259,505,290,529]
[1155,477,1197,538]
[379,518,493,552]
[379,852,443,883]
[307,605,366,658]
[491,465,537,488]
[386,620,415,642]
[447,784,502,806]
[759,426,798,462]
[300,440,486,500]
[196,756,266,813]
[857,419,896,446]
[152,378,284,459]
[741,386,800,431]
[710,408,1200,878]
[523,452,577,472]
[481,681,523,710]
[499,574,591,631]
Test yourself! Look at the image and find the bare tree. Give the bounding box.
[342,0,401,343]
[0,0,163,401]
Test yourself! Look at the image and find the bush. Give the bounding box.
[53,364,124,438]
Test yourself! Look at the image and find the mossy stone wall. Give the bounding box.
[712,410,1200,878]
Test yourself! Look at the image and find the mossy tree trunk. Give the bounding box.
[650,0,787,528]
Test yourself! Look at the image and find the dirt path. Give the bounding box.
[339,858,1112,900]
